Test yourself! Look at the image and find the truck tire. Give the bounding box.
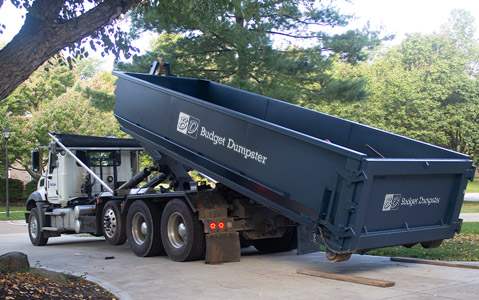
[421,239,443,249]
[252,227,297,253]
[126,200,165,257]
[161,199,205,262]
[103,201,127,246]
[28,208,48,246]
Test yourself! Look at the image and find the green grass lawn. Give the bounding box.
[368,222,479,261]
[0,206,27,221]
[461,201,479,213]
[466,180,479,193]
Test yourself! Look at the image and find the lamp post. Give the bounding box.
[2,128,11,218]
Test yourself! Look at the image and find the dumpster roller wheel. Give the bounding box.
[326,251,351,263]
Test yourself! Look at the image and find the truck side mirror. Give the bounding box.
[31,149,40,172]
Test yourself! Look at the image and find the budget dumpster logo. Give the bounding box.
[382,194,401,211]
[176,112,268,165]
[177,112,200,139]
[382,194,441,211]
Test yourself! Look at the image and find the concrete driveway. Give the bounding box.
[1,220,479,300]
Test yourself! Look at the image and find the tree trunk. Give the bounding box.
[234,15,249,81]
[0,0,135,101]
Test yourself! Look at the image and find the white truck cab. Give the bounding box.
[33,133,142,205]
[27,133,143,245]
[39,146,140,204]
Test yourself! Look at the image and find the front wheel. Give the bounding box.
[161,199,205,262]
[126,201,165,257]
[28,208,48,246]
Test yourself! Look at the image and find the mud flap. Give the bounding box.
[205,232,241,264]
[297,226,321,255]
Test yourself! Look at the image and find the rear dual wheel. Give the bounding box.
[127,201,166,257]
[161,199,206,262]
[126,199,206,261]
[421,239,443,249]
[252,227,297,254]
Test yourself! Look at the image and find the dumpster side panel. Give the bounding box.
[114,76,172,133]
[114,75,366,227]
[118,72,469,160]
[265,100,353,147]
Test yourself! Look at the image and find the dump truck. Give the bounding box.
[26,64,475,264]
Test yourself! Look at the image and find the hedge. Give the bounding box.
[25,180,38,197]
[0,178,24,202]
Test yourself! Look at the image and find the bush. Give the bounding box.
[0,178,24,202]
[25,180,38,197]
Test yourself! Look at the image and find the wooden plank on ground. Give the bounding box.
[391,257,479,269]
[297,269,395,288]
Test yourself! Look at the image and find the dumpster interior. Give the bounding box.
[127,73,468,161]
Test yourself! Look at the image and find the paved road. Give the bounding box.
[465,193,479,202]
[460,213,479,222]
[1,221,479,300]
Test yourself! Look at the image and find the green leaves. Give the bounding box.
[0,56,124,179]
[316,9,479,165]
[3,55,76,116]
[121,0,382,105]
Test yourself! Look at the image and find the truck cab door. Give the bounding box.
[46,152,60,202]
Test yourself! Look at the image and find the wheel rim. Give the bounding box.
[30,215,38,239]
[167,212,187,249]
[103,207,117,239]
[131,212,148,245]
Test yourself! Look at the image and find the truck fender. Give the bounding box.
[26,191,45,211]
[26,192,48,230]
[121,194,190,215]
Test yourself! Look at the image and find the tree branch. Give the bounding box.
[177,49,235,58]
[265,31,320,39]
[0,0,136,100]
[249,73,261,84]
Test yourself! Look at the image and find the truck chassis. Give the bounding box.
[26,133,297,264]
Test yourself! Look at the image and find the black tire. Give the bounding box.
[421,239,443,249]
[126,200,165,257]
[28,208,48,246]
[252,227,297,254]
[103,201,127,246]
[161,199,205,262]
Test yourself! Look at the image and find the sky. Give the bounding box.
[339,0,479,41]
[1,0,479,67]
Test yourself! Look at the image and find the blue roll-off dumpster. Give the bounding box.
[113,70,475,262]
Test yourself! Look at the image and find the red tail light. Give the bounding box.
[209,222,217,230]
[218,222,225,229]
